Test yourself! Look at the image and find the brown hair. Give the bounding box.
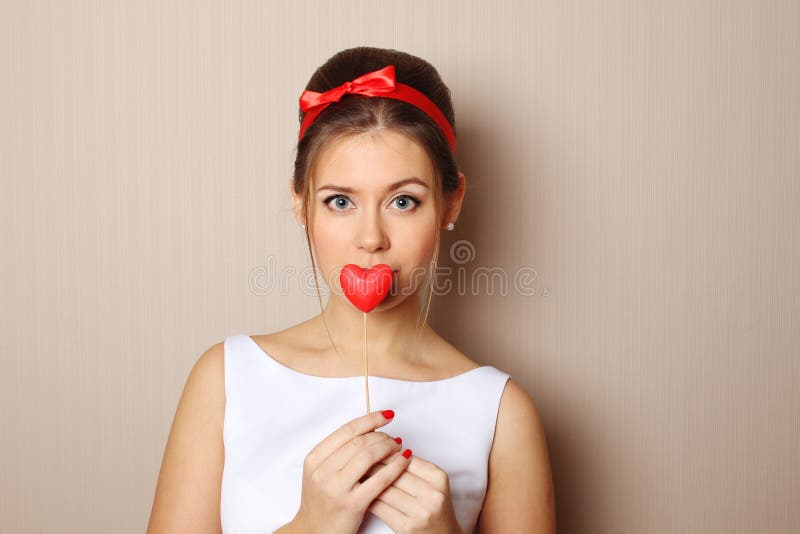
[291,46,460,352]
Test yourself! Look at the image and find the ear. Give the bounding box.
[289,176,305,226]
[443,171,466,227]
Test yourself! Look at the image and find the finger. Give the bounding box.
[306,409,395,470]
[369,451,428,477]
[316,432,394,490]
[360,449,404,481]
[402,455,451,492]
[353,447,412,502]
[397,454,432,478]
[373,484,427,518]
[367,496,409,526]
[366,453,425,479]
[363,453,428,496]
[366,454,448,496]
[340,435,403,487]
[327,431,398,473]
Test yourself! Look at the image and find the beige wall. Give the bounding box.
[2,1,798,532]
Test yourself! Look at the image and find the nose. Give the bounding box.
[357,210,389,252]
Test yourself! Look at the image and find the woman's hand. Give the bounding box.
[293,409,412,534]
[363,453,465,534]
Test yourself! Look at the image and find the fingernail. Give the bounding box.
[402,449,413,459]
[394,436,402,444]
[382,410,395,419]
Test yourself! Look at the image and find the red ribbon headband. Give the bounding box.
[298,65,456,154]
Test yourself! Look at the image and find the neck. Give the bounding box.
[314,293,429,367]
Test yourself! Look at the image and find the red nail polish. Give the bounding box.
[394,437,402,444]
[402,449,412,459]
[382,410,395,419]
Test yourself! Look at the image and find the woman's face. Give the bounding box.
[301,130,440,308]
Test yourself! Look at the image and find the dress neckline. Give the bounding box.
[243,335,490,384]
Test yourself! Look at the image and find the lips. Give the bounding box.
[358,265,399,273]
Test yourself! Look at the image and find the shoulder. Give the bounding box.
[196,340,226,374]
[171,340,226,427]
[147,341,226,532]
[492,379,551,477]
[496,378,536,425]
[186,341,226,401]
[477,378,556,533]
[491,378,544,458]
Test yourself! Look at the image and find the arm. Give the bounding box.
[272,520,302,533]
[147,342,226,533]
[272,515,310,533]
[476,379,556,534]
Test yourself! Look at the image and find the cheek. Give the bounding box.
[310,225,347,268]
[311,215,350,239]
[311,222,338,245]
[398,230,438,260]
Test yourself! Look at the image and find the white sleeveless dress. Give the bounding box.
[220,334,511,534]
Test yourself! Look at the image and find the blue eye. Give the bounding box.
[392,195,422,210]
[323,195,352,210]
[322,194,423,212]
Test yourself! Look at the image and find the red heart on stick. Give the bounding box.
[339,264,394,313]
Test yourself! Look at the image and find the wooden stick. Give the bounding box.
[364,311,370,414]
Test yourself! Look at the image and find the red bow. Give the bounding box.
[297,65,456,153]
[299,65,397,112]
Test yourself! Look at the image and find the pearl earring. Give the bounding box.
[301,224,306,230]
[446,222,455,231]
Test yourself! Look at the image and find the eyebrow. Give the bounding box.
[316,177,430,194]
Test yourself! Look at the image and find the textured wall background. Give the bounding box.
[1,1,798,532]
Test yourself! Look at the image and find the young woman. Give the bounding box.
[148,46,555,534]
